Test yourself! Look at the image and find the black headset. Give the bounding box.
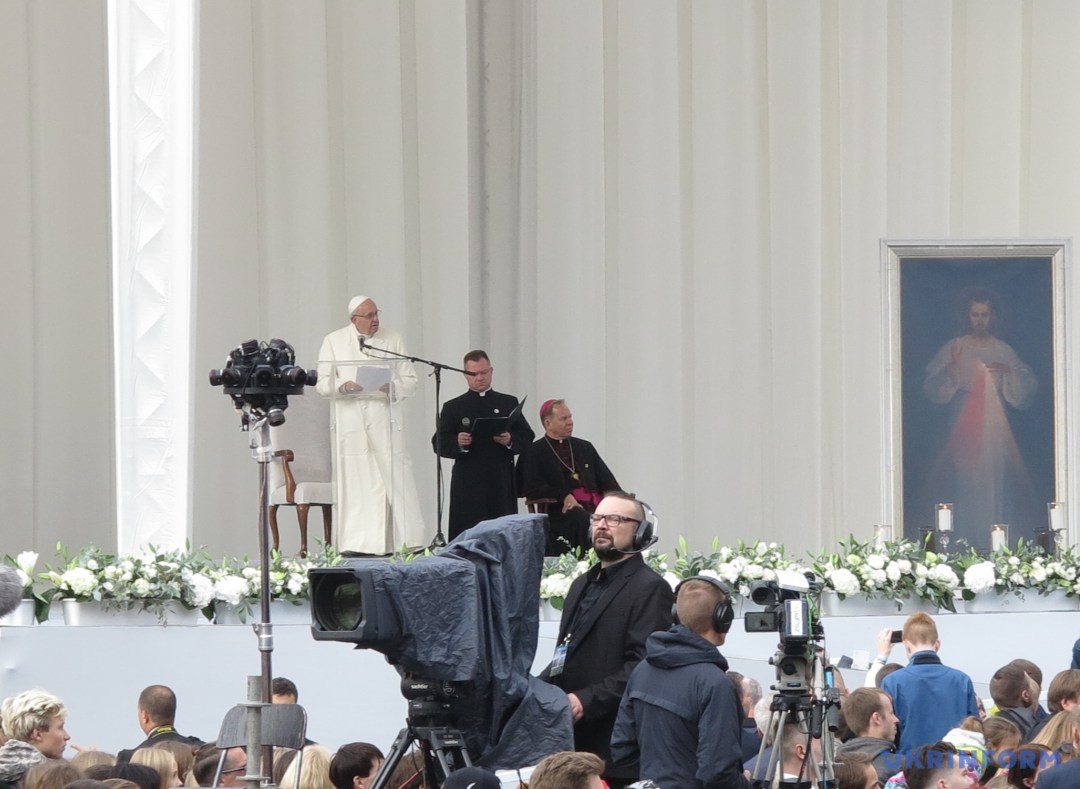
[632,498,659,552]
[672,575,735,634]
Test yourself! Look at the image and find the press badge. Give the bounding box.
[549,642,569,676]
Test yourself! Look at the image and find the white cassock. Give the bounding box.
[316,324,426,553]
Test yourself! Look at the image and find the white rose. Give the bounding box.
[132,578,153,596]
[697,569,722,582]
[762,569,777,582]
[185,574,215,608]
[120,560,135,572]
[142,565,158,580]
[885,562,901,583]
[718,547,733,561]
[915,564,928,578]
[739,583,751,598]
[242,567,259,579]
[287,576,305,595]
[963,562,997,594]
[866,554,886,570]
[1008,556,1020,567]
[868,569,887,587]
[717,563,739,585]
[62,567,98,597]
[745,564,764,580]
[827,568,861,596]
[663,572,681,590]
[755,543,768,556]
[897,559,912,574]
[214,576,253,606]
[1030,567,1047,584]
[928,564,959,590]
[86,559,100,571]
[1009,572,1025,586]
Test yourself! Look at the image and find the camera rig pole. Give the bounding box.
[249,416,276,780]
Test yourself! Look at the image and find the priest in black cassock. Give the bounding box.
[433,350,534,541]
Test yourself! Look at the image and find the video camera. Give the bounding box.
[744,570,824,694]
[307,516,573,775]
[208,338,317,426]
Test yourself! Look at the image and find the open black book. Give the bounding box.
[469,395,528,440]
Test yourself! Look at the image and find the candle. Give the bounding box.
[936,504,953,532]
[991,525,1007,551]
[1049,502,1064,533]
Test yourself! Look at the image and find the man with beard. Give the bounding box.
[540,492,674,787]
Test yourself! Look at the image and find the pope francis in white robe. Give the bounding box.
[316,297,426,553]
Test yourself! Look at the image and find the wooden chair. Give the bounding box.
[267,394,333,556]
[526,497,557,514]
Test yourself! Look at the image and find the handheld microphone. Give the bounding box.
[460,418,471,452]
[0,567,25,619]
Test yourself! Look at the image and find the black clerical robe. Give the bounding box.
[433,389,534,540]
[517,435,620,554]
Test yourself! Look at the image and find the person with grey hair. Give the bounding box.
[0,689,70,789]
[739,676,764,763]
[315,295,426,554]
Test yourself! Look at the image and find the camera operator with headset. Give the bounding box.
[539,492,675,788]
[611,575,751,789]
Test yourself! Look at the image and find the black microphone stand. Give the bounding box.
[358,338,470,550]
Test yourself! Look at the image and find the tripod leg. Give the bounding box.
[370,728,415,789]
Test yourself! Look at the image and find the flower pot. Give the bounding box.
[539,601,562,622]
[819,591,938,617]
[0,599,37,627]
[963,589,1078,614]
[62,599,205,626]
[215,600,311,625]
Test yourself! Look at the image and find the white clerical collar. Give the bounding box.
[478,389,490,397]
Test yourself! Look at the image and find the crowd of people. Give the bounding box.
[5,579,1080,789]
[8,483,1080,789]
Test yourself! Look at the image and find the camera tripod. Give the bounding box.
[370,704,473,789]
[750,645,841,789]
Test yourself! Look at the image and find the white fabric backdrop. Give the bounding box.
[6,0,1080,561]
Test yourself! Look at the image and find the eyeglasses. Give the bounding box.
[352,311,380,320]
[588,514,641,526]
[220,764,248,774]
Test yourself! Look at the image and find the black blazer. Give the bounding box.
[543,553,674,776]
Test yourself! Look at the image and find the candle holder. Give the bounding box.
[935,503,953,554]
[1037,529,1055,554]
[1048,502,1066,555]
[991,524,1009,552]
[873,524,893,549]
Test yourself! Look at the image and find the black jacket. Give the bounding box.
[542,554,674,781]
[611,625,751,789]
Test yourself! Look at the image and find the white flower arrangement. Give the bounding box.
[813,537,961,611]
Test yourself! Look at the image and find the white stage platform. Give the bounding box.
[1,607,1077,760]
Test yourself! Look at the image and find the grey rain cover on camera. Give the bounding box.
[378,514,573,769]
